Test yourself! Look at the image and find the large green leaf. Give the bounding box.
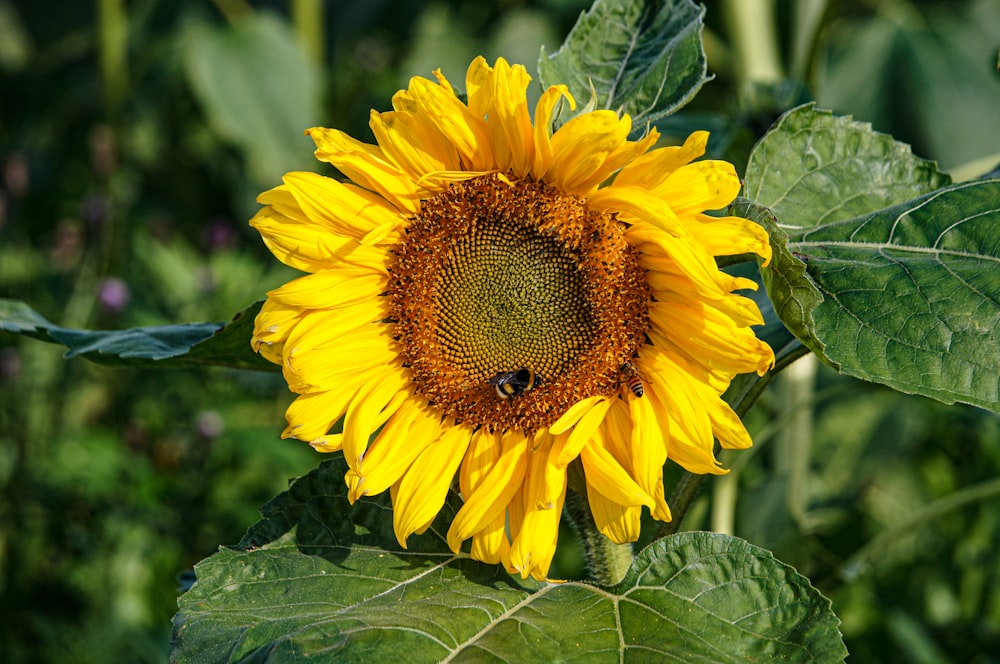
[744,105,999,412]
[172,457,845,663]
[0,299,275,371]
[787,181,1000,411]
[183,12,322,187]
[537,0,707,135]
[745,104,951,227]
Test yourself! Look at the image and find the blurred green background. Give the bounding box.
[1,0,999,661]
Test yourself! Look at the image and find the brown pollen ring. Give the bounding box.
[388,173,651,431]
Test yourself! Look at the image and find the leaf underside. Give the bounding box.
[538,0,708,136]
[0,299,276,371]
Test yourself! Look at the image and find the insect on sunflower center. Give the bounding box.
[388,174,651,431]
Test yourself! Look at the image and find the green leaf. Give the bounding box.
[788,180,1000,412]
[745,104,951,228]
[172,457,845,663]
[744,105,1000,412]
[183,12,322,187]
[537,0,707,135]
[0,299,276,371]
[729,197,824,362]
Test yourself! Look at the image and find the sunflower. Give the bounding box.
[250,57,773,581]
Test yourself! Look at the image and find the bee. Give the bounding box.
[619,362,644,398]
[489,367,541,399]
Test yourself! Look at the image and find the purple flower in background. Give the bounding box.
[97,277,130,313]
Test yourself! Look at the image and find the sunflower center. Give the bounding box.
[388,174,650,431]
[436,217,591,379]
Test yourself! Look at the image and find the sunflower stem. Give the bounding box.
[564,487,632,585]
[656,340,813,538]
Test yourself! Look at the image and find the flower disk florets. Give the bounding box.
[389,174,651,432]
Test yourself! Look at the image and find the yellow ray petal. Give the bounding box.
[548,395,606,435]
[470,513,510,565]
[352,400,442,500]
[309,433,343,453]
[553,397,612,467]
[281,298,389,354]
[586,485,642,544]
[283,172,403,243]
[508,433,566,580]
[265,268,387,309]
[395,69,495,171]
[306,126,422,214]
[393,421,474,547]
[580,435,654,508]
[467,57,534,176]
[369,108,460,177]
[531,84,574,179]
[589,185,687,237]
[281,387,360,442]
[548,110,631,193]
[689,213,772,265]
[628,393,671,521]
[448,429,528,552]
[341,367,411,472]
[614,130,709,189]
[252,299,303,363]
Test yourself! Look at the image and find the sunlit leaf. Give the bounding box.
[538,0,707,135]
[744,105,999,412]
[172,457,846,663]
[0,299,274,371]
[745,104,951,227]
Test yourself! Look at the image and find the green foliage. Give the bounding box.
[0,299,274,370]
[183,13,323,188]
[173,458,845,663]
[746,105,1000,412]
[4,0,1000,662]
[538,0,707,134]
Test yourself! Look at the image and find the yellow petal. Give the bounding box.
[553,397,612,467]
[281,388,359,442]
[250,207,355,274]
[306,126,421,214]
[650,160,740,215]
[467,57,534,176]
[580,435,654,509]
[341,367,411,472]
[586,486,642,544]
[352,400,442,499]
[252,298,303,363]
[369,108,460,176]
[589,185,687,237]
[614,130,709,189]
[548,395,606,435]
[266,268,387,309]
[448,430,528,552]
[309,433,343,453]
[531,84,574,179]
[470,513,510,565]
[628,392,671,521]
[508,432,566,580]
[689,213,772,265]
[396,69,494,171]
[283,172,403,243]
[548,110,631,193]
[393,421,473,547]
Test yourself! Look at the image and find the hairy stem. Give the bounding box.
[564,475,632,585]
